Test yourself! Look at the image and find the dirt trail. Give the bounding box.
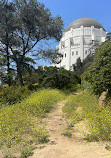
[30,101,111,158]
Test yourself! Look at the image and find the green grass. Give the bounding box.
[0,89,65,156]
[63,90,111,141]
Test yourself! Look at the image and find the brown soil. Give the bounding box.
[29,101,111,158]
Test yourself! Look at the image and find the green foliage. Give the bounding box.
[82,41,111,95]
[73,54,94,75]
[0,1,17,87]
[33,126,49,144]
[0,0,63,86]
[87,105,111,141]
[23,66,81,90]
[62,124,74,138]
[57,67,81,89]
[84,134,99,142]
[0,89,65,150]
[63,90,111,141]
[105,144,111,151]
[73,57,83,74]
[0,105,32,148]
[106,32,111,41]
[62,129,72,138]
[4,155,16,158]
[0,86,30,105]
[20,148,34,158]
[22,89,65,117]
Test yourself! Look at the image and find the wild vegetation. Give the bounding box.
[63,90,111,141]
[0,86,30,105]
[23,66,81,90]
[62,39,111,142]
[82,40,111,96]
[0,89,65,157]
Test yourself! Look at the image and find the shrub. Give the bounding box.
[23,66,81,90]
[0,86,30,105]
[20,148,34,158]
[33,126,49,144]
[82,41,111,95]
[62,130,72,138]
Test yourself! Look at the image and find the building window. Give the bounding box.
[72,52,74,56]
[85,50,87,55]
[76,51,78,55]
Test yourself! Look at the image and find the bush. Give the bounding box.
[20,148,34,158]
[23,66,81,90]
[0,86,30,105]
[82,41,111,95]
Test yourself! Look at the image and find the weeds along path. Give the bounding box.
[30,100,111,158]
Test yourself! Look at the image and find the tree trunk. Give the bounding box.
[6,33,11,87]
[17,65,24,86]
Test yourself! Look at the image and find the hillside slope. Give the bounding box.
[30,100,111,158]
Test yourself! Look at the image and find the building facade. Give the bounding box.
[52,18,106,70]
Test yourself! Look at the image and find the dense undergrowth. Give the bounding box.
[0,89,65,157]
[0,86,31,105]
[63,90,111,141]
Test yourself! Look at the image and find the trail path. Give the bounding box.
[30,101,111,158]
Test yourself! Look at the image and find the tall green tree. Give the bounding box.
[73,54,94,75]
[0,0,63,86]
[13,0,63,86]
[82,41,111,95]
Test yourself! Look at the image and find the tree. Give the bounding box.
[0,0,63,86]
[11,50,36,86]
[73,57,83,74]
[82,41,111,95]
[0,1,17,86]
[22,66,81,90]
[73,53,95,75]
[106,32,111,41]
[12,0,63,86]
[82,53,94,71]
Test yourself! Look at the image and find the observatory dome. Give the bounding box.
[65,18,105,32]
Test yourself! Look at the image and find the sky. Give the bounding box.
[38,0,111,32]
[37,0,111,66]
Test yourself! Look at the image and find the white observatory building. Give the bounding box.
[52,18,106,70]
